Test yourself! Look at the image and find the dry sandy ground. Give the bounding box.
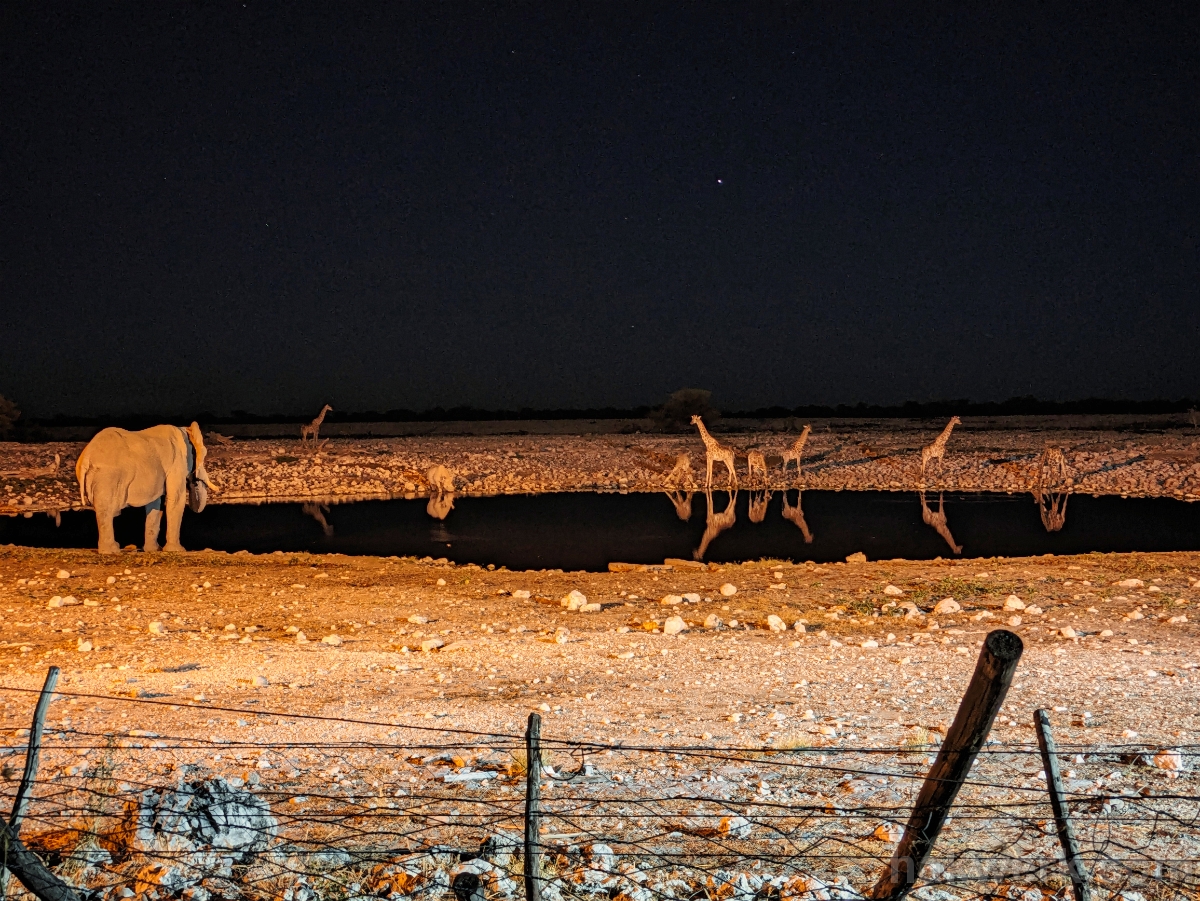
[3,546,1199,751]
[3,416,1200,515]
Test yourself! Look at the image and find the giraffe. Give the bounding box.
[693,489,737,560]
[301,404,333,444]
[781,425,812,478]
[920,416,961,478]
[748,489,771,523]
[665,452,694,489]
[781,489,813,543]
[691,415,737,490]
[919,490,962,555]
[747,450,767,486]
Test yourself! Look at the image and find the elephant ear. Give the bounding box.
[185,422,214,489]
[188,479,208,513]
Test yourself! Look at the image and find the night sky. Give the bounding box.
[2,4,1198,417]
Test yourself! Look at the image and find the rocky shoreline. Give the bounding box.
[2,417,1199,517]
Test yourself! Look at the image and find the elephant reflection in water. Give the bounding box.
[302,502,334,537]
[919,490,962,555]
[781,490,814,543]
[694,490,737,561]
[1033,446,1069,532]
[748,490,771,523]
[427,492,455,520]
[664,490,694,521]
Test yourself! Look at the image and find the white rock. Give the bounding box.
[661,595,683,606]
[1117,578,1145,588]
[793,622,806,633]
[407,614,428,624]
[56,569,70,580]
[861,640,879,649]
[512,590,531,599]
[683,593,701,603]
[873,822,904,843]
[77,639,93,653]
[718,815,752,838]
[719,583,738,597]
[295,631,308,643]
[933,598,961,615]
[883,585,904,596]
[420,637,445,652]
[663,616,687,635]
[1151,749,1183,771]
[703,613,723,630]
[581,603,601,613]
[1099,629,1113,637]
[1059,627,1077,639]
[252,676,269,688]
[1025,605,1043,615]
[148,621,168,635]
[562,589,588,611]
[766,614,786,632]
[1007,615,1022,627]
[47,596,62,608]
[1003,595,1025,611]
[321,634,342,646]
[436,578,447,586]
[1168,614,1188,624]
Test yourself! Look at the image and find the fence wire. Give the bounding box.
[2,684,1198,901]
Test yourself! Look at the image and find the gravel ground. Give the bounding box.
[3,416,1200,516]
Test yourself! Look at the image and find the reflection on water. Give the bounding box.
[748,490,771,523]
[694,490,737,560]
[664,490,694,521]
[781,489,814,543]
[919,490,962,555]
[301,502,333,537]
[1034,446,1070,533]
[426,492,456,521]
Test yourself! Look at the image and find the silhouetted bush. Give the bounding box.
[0,394,20,438]
[651,388,720,432]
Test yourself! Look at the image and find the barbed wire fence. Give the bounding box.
[1,632,1198,901]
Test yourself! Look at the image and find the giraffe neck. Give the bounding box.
[696,422,717,447]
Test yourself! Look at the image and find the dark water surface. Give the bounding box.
[4,491,1199,571]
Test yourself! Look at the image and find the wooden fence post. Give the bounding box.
[523,712,543,901]
[870,630,1024,901]
[1,666,80,901]
[1034,709,1092,901]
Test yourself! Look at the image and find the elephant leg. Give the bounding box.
[163,480,188,552]
[95,506,121,555]
[144,497,164,552]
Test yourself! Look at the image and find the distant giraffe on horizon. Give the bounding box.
[920,416,961,477]
[781,424,812,479]
[301,404,333,445]
[691,415,737,490]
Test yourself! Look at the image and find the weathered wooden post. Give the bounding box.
[870,630,1024,901]
[1034,709,1092,901]
[1,666,80,901]
[523,712,543,901]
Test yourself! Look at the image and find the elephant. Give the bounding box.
[75,422,213,554]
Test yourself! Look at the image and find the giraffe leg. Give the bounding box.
[706,456,714,489]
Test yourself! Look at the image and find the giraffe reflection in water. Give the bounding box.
[781,489,814,543]
[1034,446,1070,533]
[919,489,962,554]
[694,490,737,560]
[748,490,771,523]
[664,490,694,521]
[302,502,333,537]
[426,492,455,520]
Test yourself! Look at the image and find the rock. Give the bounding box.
[437,578,447,586]
[845,552,867,564]
[898,601,922,619]
[580,843,615,884]
[860,640,878,649]
[580,603,602,613]
[56,569,70,579]
[933,598,960,615]
[149,621,168,635]
[1169,614,1189,624]
[321,634,342,646]
[1007,615,1022,627]
[1150,749,1183,771]
[883,584,904,596]
[512,590,531,599]
[766,614,786,632]
[294,631,307,644]
[703,613,723,630]
[682,593,701,603]
[47,596,62,608]
[562,589,588,611]
[252,676,269,688]
[1117,578,1145,588]
[1058,627,1077,639]
[1003,595,1025,611]
[1100,629,1114,637]
[660,595,683,605]
[421,638,445,652]
[77,638,93,653]
[793,621,805,633]
[1025,605,1043,615]
[718,815,752,839]
[873,822,904,842]
[663,616,687,635]
[118,777,277,860]
[407,614,429,624]
[554,626,570,644]
[719,583,738,597]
